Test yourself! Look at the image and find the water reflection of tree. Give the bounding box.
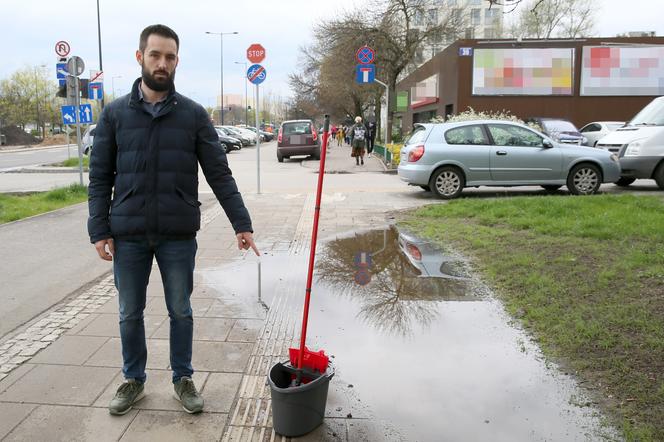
[316,227,469,336]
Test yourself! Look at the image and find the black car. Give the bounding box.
[216,126,251,147]
[215,128,242,153]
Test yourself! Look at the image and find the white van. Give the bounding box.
[597,96,664,188]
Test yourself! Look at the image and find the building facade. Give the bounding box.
[395,36,664,133]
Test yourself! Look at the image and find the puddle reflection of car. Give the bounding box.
[397,229,469,281]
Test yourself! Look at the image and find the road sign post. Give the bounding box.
[247,50,267,194]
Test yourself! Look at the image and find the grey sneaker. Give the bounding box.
[109,379,144,415]
[174,377,204,414]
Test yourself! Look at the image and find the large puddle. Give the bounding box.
[200,227,617,441]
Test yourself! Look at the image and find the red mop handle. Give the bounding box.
[297,115,330,370]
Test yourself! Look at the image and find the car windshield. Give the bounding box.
[405,126,428,145]
[628,99,664,126]
[283,122,312,135]
[542,120,578,133]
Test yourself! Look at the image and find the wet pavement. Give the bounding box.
[201,226,618,441]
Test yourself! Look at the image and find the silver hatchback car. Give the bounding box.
[398,121,621,199]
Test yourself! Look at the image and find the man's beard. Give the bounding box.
[141,63,175,92]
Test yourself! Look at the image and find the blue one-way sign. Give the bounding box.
[79,104,93,123]
[356,64,375,84]
[61,104,94,125]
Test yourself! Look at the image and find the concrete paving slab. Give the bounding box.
[192,341,252,372]
[30,335,109,365]
[3,404,136,442]
[64,313,101,336]
[152,317,234,341]
[0,364,35,394]
[227,319,264,342]
[0,402,37,440]
[85,338,171,370]
[204,299,267,320]
[191,284,232,298]
[76,313,166,338]
[0,364,118,406]
[200,372,243,413]
[346,418,405,441]
[292,418,347,441]
[93,369,209,412]
[96,297,119,314]
[119,409,227,442]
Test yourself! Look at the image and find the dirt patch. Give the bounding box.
[1,125,40,146]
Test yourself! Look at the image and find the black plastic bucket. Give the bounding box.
[268,361,335,437]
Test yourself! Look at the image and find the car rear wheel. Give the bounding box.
[614,177,636,187]
[567,163,601,195]
[429,166,465,199]
[277,151,284,163]
[541,185,562,192]
[654,163,664,189]
[312,147,321,160]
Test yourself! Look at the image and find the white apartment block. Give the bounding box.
[412,0,504,62]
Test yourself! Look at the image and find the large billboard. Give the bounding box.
[411,74,439,108]
[472,48,574,95]
[580,46,664,96]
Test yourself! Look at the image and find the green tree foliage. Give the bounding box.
[0,65,57,137]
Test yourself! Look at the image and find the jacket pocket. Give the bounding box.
[175,187,201,207]
[111,186,135,208]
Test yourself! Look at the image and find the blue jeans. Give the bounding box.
[113,238,197,383]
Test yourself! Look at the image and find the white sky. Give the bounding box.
[1,0,662,106]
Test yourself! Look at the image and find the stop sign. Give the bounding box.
[247,44,266,63]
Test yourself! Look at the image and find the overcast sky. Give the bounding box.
[1,0,662,107]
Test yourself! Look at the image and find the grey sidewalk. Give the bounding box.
[0,144,427,441]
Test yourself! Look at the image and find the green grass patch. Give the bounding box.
[401,194,664,440]
[58,157,89,168]
[0,184,88,224]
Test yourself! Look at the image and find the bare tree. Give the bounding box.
[507,0,596,38]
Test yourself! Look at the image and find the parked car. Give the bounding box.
[82,124,96,155]
[224,126,257,145]
[214,128,242,153]
[596,96,664,188]
[397,120,621,199]
[276,120,321,162]
[251,127,274,142]
[215,126,251,147]
[525,117,586,145]
[579,121,625,147]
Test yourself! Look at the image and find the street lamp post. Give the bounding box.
[234,61,248,125]
[205,31,238,125]
[112,75,122,99]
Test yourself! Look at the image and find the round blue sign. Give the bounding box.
[247,64,267,85]
[356,46,375,65]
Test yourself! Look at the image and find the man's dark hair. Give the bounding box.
[139,24,179,52]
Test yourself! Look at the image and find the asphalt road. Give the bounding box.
[0,145,80,171]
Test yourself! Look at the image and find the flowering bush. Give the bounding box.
[431,107,542,132]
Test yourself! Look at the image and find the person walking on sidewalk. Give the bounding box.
[87,24,260,416]
[350,116,368,166]
[367,121,376,157]
[336,125,345,146]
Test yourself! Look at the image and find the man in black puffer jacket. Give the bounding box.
[88,24,259,416]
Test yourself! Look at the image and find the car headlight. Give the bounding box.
[610,154,619,163]
[624,139,646,156]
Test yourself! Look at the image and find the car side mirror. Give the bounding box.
[542,138,554,148]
